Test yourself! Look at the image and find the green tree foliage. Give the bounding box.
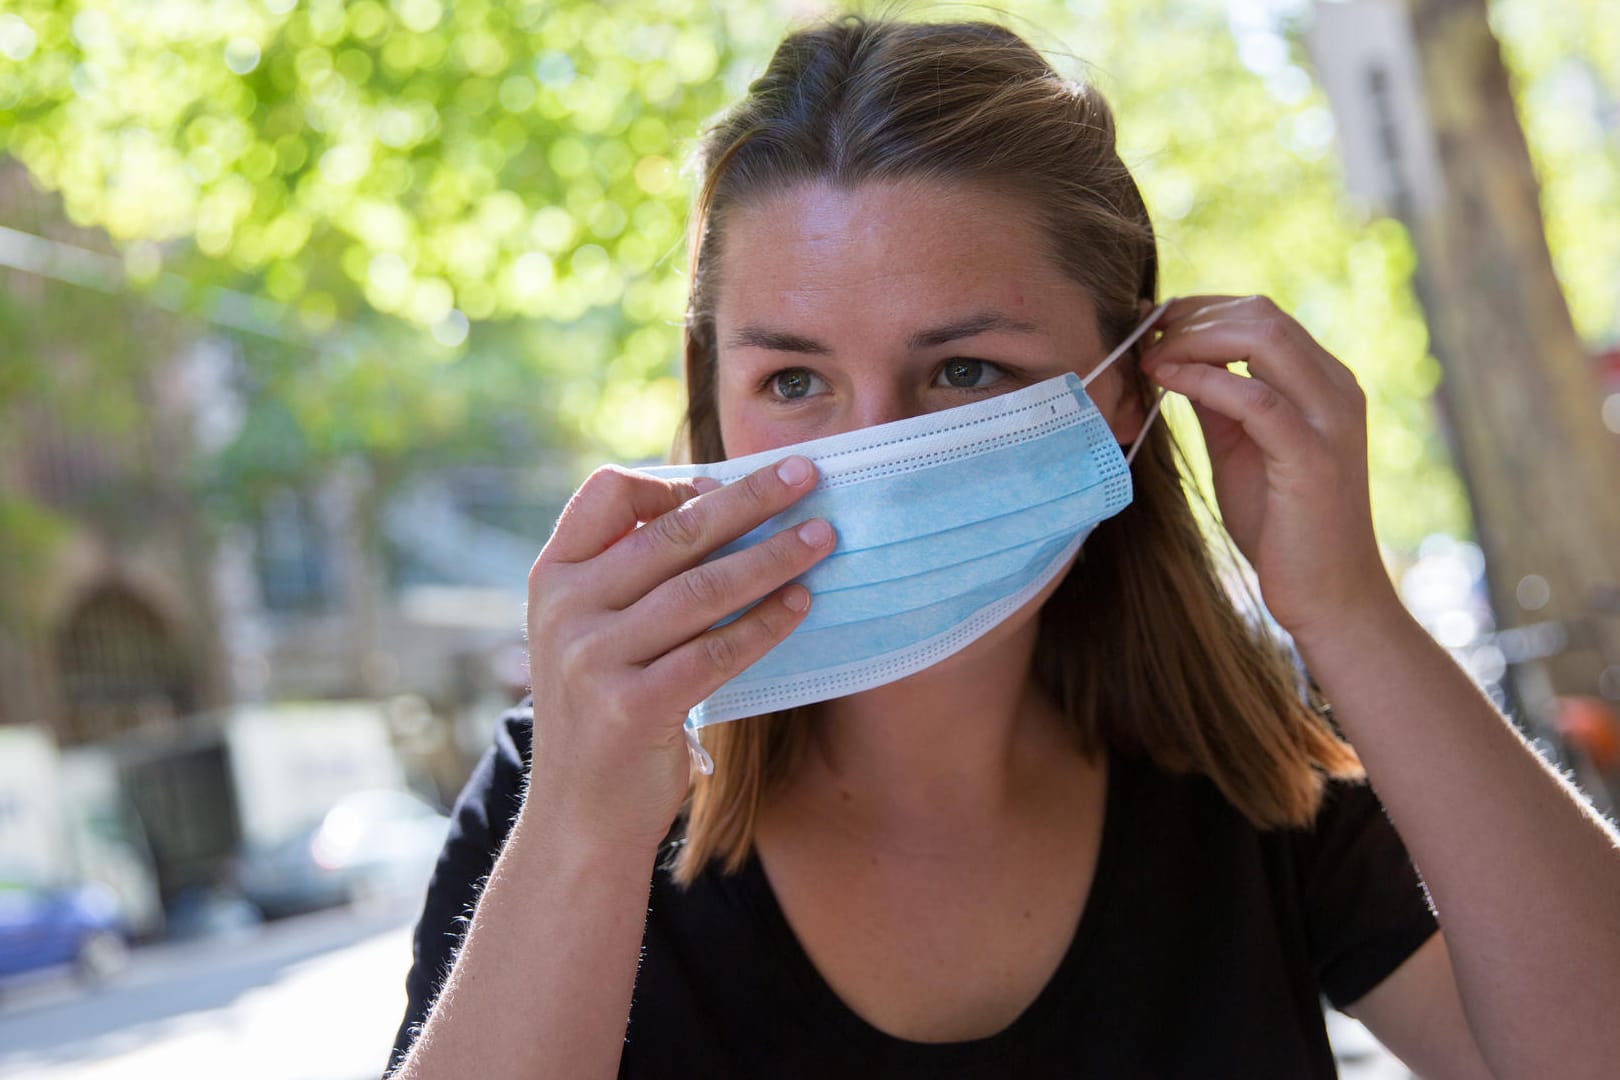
[0,0,780,484]
[0,0,1612,559]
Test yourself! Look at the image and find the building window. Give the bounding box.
[255,487,331,612]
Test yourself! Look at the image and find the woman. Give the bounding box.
[388,18,1620,1079]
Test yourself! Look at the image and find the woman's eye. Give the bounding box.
[769,368,828,400]
[935,359,1005,390]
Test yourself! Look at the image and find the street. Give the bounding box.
[0,901,415,1080]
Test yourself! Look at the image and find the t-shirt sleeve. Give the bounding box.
[1292,776,1440,1011]
[384,705,534,1077]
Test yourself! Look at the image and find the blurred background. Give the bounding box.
[0,0,1617,1077]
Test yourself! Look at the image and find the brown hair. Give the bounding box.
[671,16,1361,883]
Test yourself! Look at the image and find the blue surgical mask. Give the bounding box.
[642,302,1168,772]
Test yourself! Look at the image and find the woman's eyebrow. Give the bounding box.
[725,310,1041,355]
[725,326,832,354]
[907,311,1041,350]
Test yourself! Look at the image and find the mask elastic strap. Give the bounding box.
[1125,390,1165,467]
[686,725,714,776]
[1082,299,1171,469]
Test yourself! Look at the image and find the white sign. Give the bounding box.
[1306,0,1446,219]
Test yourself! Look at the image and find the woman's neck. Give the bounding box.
[792,615,1082,846]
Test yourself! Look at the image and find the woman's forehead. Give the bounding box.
[712,179,1096,343]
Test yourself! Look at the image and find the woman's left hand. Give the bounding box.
[1137,294,1395,640]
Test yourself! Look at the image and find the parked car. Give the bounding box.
[0,879,129,986]
[233,789,448,919]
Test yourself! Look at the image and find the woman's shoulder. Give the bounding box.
[1117,746,1382,826]
[1114,746,1427,913]
[1112,747,1399,875]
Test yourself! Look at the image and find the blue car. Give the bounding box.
[0,880,129,986]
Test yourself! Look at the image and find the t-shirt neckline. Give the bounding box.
[737,749,1129,1065]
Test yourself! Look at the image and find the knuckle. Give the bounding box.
[1259,317,1292,348]
[750,599,796,645]
[598,682,639,722]
[741,466,776,507]
[668,477,702,504]
[679,564,726,609]
[650,503,705,550]
[557,633,595,679]
[552,467,630,535]
[701,632,740,676]
[581,464,631,499]
[1249,382,1284,414]
[764,530,807,573]
[528,560,572,607]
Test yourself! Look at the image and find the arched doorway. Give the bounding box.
[54,585,196,746]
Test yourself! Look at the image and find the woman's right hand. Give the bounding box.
[522,455,833,855]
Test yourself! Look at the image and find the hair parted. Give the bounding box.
[670,14,1361,884]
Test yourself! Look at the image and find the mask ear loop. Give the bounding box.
[686,723,715,776]
[1124,392,1166,467]
[1081,299,1171,469]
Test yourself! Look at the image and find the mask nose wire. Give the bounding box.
[1080,299,1172,468]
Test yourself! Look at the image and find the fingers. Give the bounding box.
[621,516,836,659]
[539,466,715,566]
[520,456,827,824]
[1145,359,1318,465]
[526,453,826,739]
[1146,320,1338,426]
[1158,295,1287,330]
[1143,295,1365,433]
[593,455,821,609]
[640,583,815,708]
[1153,296,1334,379]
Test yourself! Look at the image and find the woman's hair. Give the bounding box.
[670,15,1361,883]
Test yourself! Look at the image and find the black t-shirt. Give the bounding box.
[387,705,1438,1078]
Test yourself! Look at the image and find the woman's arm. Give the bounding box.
[1142,294,1620,1078]
[387,711,528,1074]
[1294,587,1620,1079]
[390,457,832,1078]
[388,799,662,1079]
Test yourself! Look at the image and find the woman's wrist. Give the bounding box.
[517,777,674,866]
[1287,582,1416,689]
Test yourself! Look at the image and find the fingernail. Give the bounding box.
[782,585,810,612]
[776,456,813,486]
[692,477,721,494]
[796,518,832,547]
[1154,362,1180,380]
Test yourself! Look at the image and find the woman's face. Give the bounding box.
[712,179,1144,457]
